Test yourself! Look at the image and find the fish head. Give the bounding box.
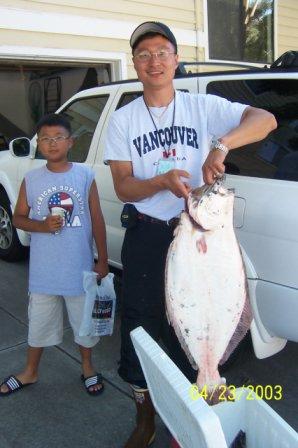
[188,180,234,230]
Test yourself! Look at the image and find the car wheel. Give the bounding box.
[0,191,28,261]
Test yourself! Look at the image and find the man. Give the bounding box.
[104,21,276,448]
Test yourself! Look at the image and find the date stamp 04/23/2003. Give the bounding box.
[189,384,283,402]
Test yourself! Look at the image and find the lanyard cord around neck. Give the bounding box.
[143,91,176,153]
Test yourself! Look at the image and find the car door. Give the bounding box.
[94,81,142,268]
[199,73,298,356]
[94,78,198,268]
[11,87,114,252]
[16,88,115,190]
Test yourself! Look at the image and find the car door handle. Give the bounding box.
[233,196,246,228]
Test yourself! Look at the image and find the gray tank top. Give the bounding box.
[25,163,94,296]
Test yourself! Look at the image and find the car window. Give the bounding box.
[116,92,143,110]
[35,95,109,162]
[207,79,298,181]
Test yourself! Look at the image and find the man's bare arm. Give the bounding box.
[109,161,191,202]
[89,180,109,278]
[202,107,277,184]
[220,106,277,150]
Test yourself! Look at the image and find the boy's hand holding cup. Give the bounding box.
[46,207,65,234]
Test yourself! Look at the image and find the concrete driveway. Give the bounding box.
[0,259,297,447]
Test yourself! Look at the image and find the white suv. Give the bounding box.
[0,58,297,360]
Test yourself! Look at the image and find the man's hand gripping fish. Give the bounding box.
[165,178,252,404]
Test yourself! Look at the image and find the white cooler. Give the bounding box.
[131,326,298,448]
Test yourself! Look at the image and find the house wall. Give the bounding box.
[277,0,298,56]
[0,0,200,79]
[0,1,297,77]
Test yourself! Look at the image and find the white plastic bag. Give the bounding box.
[79,271,116,337]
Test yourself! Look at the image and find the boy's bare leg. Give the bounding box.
[78,345,103,392]
[0,346,42,393]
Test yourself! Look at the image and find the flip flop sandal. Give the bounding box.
[0,375,35,396]
[81,373,104,396]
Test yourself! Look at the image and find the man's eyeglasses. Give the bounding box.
[134,50,176,63]
[38,136,69,145]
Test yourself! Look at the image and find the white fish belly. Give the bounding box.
[165,212,247,387]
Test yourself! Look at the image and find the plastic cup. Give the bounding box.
[50,207,65,234]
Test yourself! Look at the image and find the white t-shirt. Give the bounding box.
[104,90,248,220]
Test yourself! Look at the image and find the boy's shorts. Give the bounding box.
[28,293,99,348]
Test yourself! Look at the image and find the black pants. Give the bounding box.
[118,220,196,388]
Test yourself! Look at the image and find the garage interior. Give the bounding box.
[0,60,111,147]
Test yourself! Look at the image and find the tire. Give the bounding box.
[0,191,28,261]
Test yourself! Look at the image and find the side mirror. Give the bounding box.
[9,137,31,157]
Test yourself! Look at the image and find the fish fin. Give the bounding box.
[219,287,252,365]
[166,308,198,370]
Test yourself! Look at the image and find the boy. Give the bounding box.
[0,113,108,396]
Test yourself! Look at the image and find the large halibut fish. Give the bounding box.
[165,179,252,399]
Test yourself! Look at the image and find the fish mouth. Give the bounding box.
[186,176,234,228]
[189,176,229,204]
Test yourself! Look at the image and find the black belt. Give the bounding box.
[137,213,179,228]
